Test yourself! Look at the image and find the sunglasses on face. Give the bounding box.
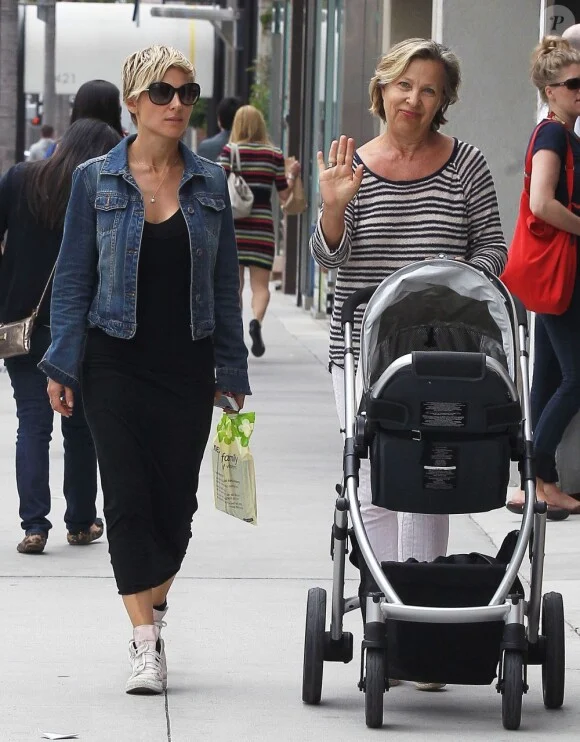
[550,77,580,91]
[146,81,201,106]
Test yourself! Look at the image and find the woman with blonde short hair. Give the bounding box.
[506,37,580,517]
[218,105,300,357]
[310,37,506,688]
[40,45,249,694]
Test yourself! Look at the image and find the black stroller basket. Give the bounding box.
[366,351,522,514]
[383,557,524,685]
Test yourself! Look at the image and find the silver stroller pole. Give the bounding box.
[343,322,402,605]
[517,321,544,643]
[330,493,348,641]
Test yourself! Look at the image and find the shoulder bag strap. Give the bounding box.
[563,130,575,208]
[31,262,57,318]
[230,143,242,173]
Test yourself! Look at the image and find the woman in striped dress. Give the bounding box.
[310,39,506,682]
[219,105,300,357]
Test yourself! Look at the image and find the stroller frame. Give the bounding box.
[302,262,565,731]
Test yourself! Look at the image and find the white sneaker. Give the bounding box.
[126,639,164,695]
[415,682,446,691]
[153,606,168,686]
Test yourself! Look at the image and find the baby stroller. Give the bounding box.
[302,259,565,730]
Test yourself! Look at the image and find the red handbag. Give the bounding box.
[501,119,577,315]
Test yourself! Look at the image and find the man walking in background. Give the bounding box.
[27,125,55,161]
[197,97,241,161]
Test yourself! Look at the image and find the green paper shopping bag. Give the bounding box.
[212,411,257,525]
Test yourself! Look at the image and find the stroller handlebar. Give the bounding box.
[341,285,379,326]
[339,267,529,331]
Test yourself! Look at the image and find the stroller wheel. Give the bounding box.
[302,587,326,704]
[501,650,524,730]
[364,648,385,729]
[542,592,565,709]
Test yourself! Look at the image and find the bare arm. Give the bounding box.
[278,158,301,204]
[529,149,580,235]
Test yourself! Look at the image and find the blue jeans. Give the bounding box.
[530,279,580,483]
[4,327,98,535]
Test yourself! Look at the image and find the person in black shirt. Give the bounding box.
[197,96,241,162]
[0,119,121,553]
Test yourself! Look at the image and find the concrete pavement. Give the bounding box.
[1,290,580,740]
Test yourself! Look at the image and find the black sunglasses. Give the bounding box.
[146,81,201,106]
[550,77,580,91]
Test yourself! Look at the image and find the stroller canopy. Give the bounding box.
[359,260,516,393]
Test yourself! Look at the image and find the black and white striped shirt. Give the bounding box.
[310,139,507,369]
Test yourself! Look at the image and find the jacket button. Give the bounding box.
[196,294,201,302]
[188,206,194,214]
[196,249,202,256]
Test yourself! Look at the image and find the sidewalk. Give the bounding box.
[1,290,580,741]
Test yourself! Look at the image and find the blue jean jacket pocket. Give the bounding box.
[193,193,226,244]
[95,193,129,236]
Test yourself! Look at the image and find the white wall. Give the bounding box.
[387,0,432,47]
[431,0,539,240]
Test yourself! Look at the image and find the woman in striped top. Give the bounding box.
[219,105,300,357]
[311,39,506,611]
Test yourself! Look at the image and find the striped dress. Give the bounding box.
[310,139,507,370]
[218,143,288,270]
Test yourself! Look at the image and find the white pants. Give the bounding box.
[332,365,449,563]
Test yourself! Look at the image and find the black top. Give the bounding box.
[532,121,580,211]
[0,163,60,326]
[86,209,213,371]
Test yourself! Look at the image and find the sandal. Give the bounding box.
[505,501,570,521]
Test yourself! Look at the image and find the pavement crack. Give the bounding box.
[165,690,172,741]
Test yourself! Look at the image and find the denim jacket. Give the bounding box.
[39,136,250,395]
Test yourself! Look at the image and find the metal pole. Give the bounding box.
[16,3,26,162]
[224,0,238,97]
[283,0,305,296]
[38,0,56,129]
[269,1,283,146]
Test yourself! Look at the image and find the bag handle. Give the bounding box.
[229,143,242,173]
[31,262,57,319]
[524,118,575,208]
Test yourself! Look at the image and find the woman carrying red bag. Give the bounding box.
[507,36,580,515]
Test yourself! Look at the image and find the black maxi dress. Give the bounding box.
[82,210,215,595]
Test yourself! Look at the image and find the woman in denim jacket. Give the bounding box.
[40,45,250,695]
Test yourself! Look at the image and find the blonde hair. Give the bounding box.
[229,105,271,144]
[122,45,194,122]
[531,36,580,103]
[368,38,461,131]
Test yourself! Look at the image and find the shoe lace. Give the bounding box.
[132,642,161,675]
